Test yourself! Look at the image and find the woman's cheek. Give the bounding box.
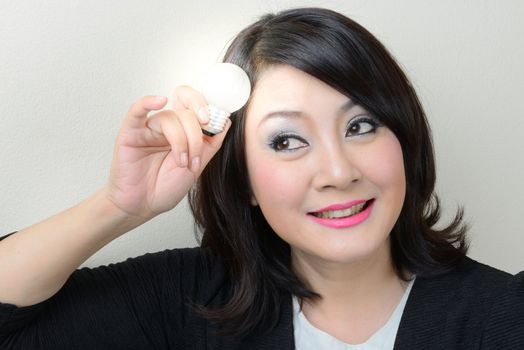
[250,159,304,206]
[361,133,405,188]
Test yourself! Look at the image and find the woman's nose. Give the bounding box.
[311,143,361,191]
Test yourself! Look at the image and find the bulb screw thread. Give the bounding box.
[201,105,231,136]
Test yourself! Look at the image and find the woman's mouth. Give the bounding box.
[311,201,369,219]
[308,199,375,228]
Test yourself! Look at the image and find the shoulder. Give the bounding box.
[70,246,230,305]
[124,246,227,283]
[481,267,524,348]
[411,256,512,297]
[124,246,222,271]
[410,256,515,314]
[136,246,230,303]
[455,259,524,349]
[437,256,512,293]
[110,246,224,275]
[395,257,523,348]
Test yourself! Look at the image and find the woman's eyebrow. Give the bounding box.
[262,110,303,121]
[339,99,356,113]
[256,110,303,128]
[259,99,357,125]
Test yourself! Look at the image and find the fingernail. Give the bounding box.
[155,96,167,103]
[180,152,188,167]
[191,156,200,172]
[197,107,209,124]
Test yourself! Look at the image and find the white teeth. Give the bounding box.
[314,202,366,219]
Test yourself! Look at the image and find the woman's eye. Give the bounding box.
[269,134,308,152]
[345,117,380,137]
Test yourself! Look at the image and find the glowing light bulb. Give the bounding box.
[200,63,251,136]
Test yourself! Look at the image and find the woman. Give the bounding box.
[0,7,522,349]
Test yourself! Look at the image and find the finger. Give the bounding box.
[175,109,205,173]
[146,110,189,168]
[172,86,210,124]
[124,96,168,129]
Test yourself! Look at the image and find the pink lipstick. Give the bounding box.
[308,199,375,229]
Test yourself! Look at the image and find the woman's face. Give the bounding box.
[244,65,406,267]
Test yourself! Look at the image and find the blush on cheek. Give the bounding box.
[250,161,300,205]
[364,134,405,186]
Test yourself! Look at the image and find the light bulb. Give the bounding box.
[200,63,251,136]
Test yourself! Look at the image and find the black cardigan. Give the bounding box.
[0,247,523,349]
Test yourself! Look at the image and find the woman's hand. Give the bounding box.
[104,87,230,220]
[0,87,231,307]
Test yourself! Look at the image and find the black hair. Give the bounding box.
[189,7,468,338]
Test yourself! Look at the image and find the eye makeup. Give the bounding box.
[267,131,309,152]
[345,115,381,138]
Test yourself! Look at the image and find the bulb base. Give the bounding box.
[201,105,230,136]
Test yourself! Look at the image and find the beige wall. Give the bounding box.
[1,0,523,273]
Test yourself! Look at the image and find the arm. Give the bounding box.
[0,188,143,307]
[0,91,228,308]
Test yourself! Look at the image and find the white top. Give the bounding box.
[293,278,415,350]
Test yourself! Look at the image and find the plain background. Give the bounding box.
[1,0,523,273]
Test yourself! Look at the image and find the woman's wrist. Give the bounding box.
[0,189,150,306]
[87,187,151,242]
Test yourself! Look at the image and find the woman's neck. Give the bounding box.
[292,240,410,344]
